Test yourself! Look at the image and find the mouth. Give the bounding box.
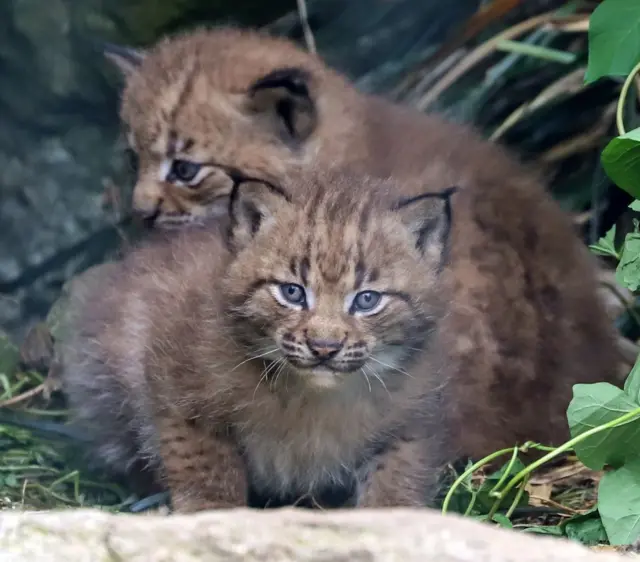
[285,356,364,374]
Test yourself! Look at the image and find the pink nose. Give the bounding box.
[307,338,343,359]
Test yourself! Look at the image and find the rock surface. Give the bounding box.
[0,508,633,562]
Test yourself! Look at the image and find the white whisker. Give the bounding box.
[360,368,372,392]
[364,364,390,396]
[271,358,288,389]
[369,355,413,378]
[253,356,285,400]
[230,347,279,372]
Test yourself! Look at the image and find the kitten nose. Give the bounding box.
[307,338,343,359]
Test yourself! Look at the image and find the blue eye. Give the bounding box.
[169,159,202,184]
[352,291,382,313]
[280,283,306,305]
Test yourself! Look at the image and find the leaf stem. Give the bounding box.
[616,59,640,136]
[489,447,520,497]
[505,474,529,519]
[441,448,516,515]
[487,406,640,517]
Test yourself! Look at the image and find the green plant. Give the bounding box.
[440,0,640,547]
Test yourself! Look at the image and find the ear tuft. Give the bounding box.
[392,186,458,271]
[228,178,292,252]
[247,67,317,143]
[103,42,146,78]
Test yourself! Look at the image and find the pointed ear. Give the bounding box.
[228,178,292,251]
[247,67,317,144]
[391,186,458,271]
[103,42,145,79]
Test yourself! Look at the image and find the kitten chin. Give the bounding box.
[302,367,343,389]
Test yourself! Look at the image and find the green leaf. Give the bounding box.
[563,508,608,546]
[567,382,640,470]
[630,200,640,212]
[490,513,513,528]
[598,459,640,545]
[616,232,640,292]
[601,128,640,200]
[589,224,619,258]
[625,354,640,402]
[585,0,640,83]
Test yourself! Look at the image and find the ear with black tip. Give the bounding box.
[103,42,146,78]
[247,67,317,144]
[392,186,458,271]
[228,178,292,252]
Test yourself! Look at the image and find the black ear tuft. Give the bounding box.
[227,176,292,252]
[392,186,458,271]
[103,42,145,78]
[247,67,317,143]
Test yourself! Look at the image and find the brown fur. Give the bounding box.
[104,25,620,460]
[61,171,453,511]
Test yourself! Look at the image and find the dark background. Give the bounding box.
[0,0,619,341]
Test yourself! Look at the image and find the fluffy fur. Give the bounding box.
[61,170,454,511]
[103,26,621,459]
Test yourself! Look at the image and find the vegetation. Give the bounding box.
[439,0,640,549]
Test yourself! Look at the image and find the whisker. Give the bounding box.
[252,374,267,401]
[253,357,284,401]
[364,364,390,396]
[360,368,372,393]
[271,357,289,389]
[230,347,279,372]
[369,355,413,379]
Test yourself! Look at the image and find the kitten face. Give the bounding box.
[222,173,453,389]
[105,28,330,228]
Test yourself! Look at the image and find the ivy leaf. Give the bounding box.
[585,0,640,83]
[490,513,513,528]
[567,382,640,470]
[625,354,640,403]
[589,224,619,259]
[601,128,640,200]
[616,232,640,292]
[598,459,640,545]
[563,508,609,546]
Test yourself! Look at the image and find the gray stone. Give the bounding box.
[0,508,632,562]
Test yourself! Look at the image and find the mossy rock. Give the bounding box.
[108,0,294,46]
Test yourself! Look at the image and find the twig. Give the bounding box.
[0,382,45,408]
[495,39,576,64]
[417,11,585,110]
[296,0,316,55]
[528,495,583,515]
[539,102,617,163]
[490,66,586,140]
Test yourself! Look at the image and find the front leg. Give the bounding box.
[358,438,438,508]
[155,414,247,513]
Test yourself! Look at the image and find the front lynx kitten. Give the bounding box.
[61,170,454,511]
